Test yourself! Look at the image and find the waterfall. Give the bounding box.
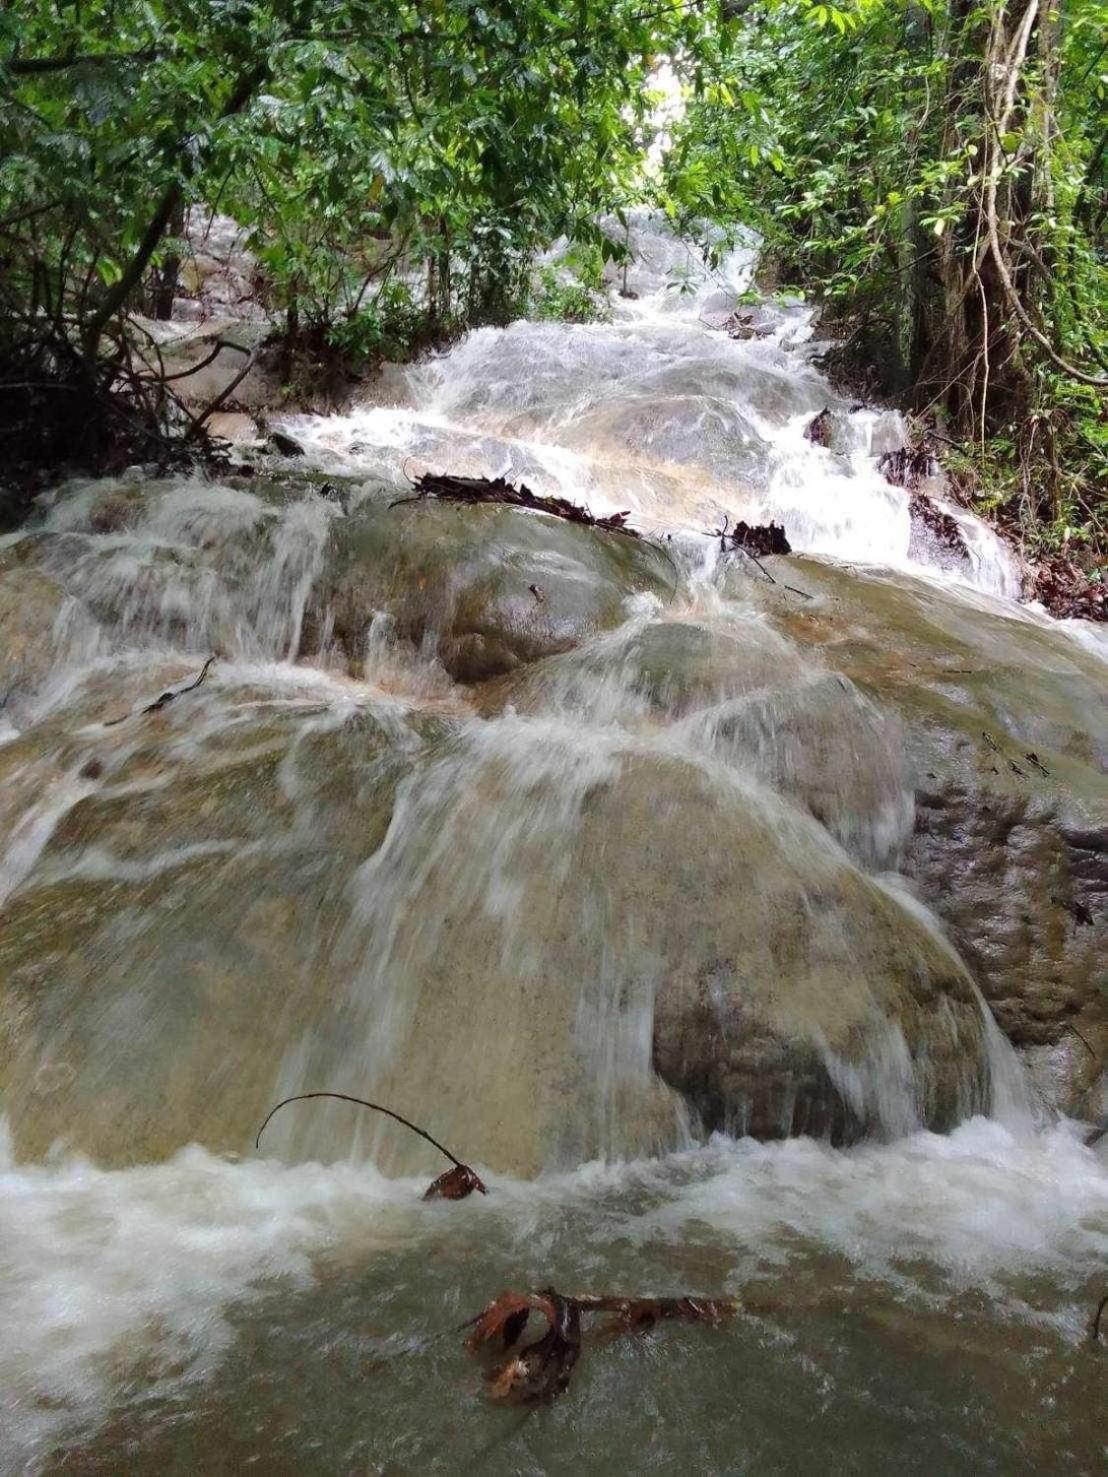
[1,207,1105,1473]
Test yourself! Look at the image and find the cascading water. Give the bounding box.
[1,212,1104,1472]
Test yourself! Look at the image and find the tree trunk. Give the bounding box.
[153,201,185,320]
[81,63,267,365]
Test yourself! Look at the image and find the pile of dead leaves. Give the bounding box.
[729,519,791,557]
[907,492,967,560]
[711,514,791,557]
[878,445,938,491]
[1027,554,1106,622]
[402,471,639,538]
[465,1288,736,1404]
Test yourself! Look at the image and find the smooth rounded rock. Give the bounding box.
[304,495,676,683]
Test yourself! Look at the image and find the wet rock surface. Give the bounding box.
[632,759,988,1143]
[304,493,676,683]
[1,469,1103,1163]
[4,468,1105,1166]
[0,542,68,705]
[736,556,1107,1113]
[0,683,429,1166]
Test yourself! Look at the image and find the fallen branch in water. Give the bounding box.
[423,1163,488,1200]
[254,1091,487,1199]
[104,655,216,726]
[466,1288,736,1403]
[395,471,640,538]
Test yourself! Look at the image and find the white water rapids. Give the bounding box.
[280,216,1023,594]
[0,213,1104,1472]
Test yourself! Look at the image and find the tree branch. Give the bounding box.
[983,1,1108,389]
[5,49,159,75]
[81,63,268,363]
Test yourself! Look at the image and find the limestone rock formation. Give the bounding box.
[305,494,676,682]
[733,557,1107,1116]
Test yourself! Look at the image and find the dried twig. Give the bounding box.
[187,346,259,437]
[254,1090,487,1198]
[1066,1023,1098,1059]
[104,655,215,726]
[708,515,811,598]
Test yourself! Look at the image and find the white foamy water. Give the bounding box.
[1,1117,1104,1470]
[279,210,1020,600]
[2,208,1105,1473]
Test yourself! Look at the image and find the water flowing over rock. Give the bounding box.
[0,212,1103,1182]
[303,492,674,683]
[729,557,1107,1115]
[0,542,68,711]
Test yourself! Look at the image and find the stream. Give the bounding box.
[1,214,1105,1473]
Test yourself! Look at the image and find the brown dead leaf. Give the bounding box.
[423,1163,487,1200]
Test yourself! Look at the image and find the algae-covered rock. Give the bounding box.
[0,672,434,1166]
[305,495,676,683]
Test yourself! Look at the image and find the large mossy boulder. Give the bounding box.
[304,495,676,683]
[0,669,989,1171]
[271,740,991,1170]
[732,556,1107,1115]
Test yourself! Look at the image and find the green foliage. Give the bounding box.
[2,0,1104,562]
[325,283,441,367]
[531,243,611,322]
[531,269,611,323]
[0,0,697,372]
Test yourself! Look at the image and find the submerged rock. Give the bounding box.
[269,429,304,458]
[292,740,992,1168]
[305,494,675,683]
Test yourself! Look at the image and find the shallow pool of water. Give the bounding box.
[3,1119,1105,1473]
